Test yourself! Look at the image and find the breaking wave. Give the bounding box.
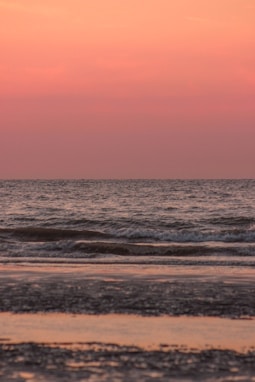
[111,227,255,243]
[1,227,255,260]
[0,227,110,241]
[1,226,255,244]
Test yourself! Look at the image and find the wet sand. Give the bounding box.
[1,264,255,317]
[1,342,255,382]
[0,263,255,381]
[1,313,255,351]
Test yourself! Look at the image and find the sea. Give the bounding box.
[1,179,255,268]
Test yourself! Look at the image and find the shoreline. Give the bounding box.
[1,263,255,317]
[1,312,255,382]
[1,263,255,381]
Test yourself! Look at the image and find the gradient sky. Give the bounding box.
[1,0,255,178]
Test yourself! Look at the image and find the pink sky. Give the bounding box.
[1,0,255,178]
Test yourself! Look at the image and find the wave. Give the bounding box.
[205,216,255,227]
[111,227,255,243]
[1,225,255,258]
[1,225,255,245]
[72,242,206,256]
[0,227,110,241]
[69,242,255,257]
[2,240,255,258]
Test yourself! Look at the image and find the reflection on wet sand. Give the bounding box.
[1,262,255,282]
[1,263,255,381]
[1,313,255,352]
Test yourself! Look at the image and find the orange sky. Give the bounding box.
[1,0,255,178]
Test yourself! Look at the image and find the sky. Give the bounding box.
[1,0,255,179]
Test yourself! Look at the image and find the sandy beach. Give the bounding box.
[1,263,255,381]
[2,0,255,373]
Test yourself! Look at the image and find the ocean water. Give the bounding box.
[0,179,255,267]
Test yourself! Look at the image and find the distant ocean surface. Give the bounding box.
[1,179,255,267]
